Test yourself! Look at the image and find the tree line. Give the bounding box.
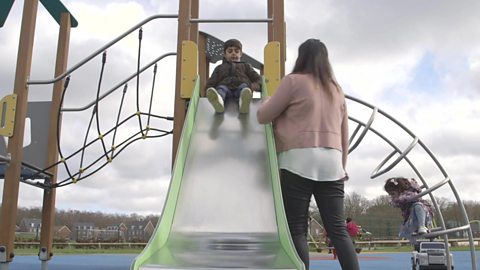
[14,208,159,229]
[312,192,480,239]
[10,192,480,240]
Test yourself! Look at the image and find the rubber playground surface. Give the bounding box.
[8,251,478,270]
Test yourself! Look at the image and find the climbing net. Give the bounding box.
[24,27,176,188]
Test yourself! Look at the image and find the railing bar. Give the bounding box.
[414,177,450,198]
[412,225,471,239]
[27,14,178,85]
[190,18,273,23]
[0,154,11,163]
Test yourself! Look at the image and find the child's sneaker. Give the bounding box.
[206,87,224,113]
[239,87,252,114]
[417,226,428,235]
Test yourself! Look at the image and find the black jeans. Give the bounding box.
[280,169,360,270]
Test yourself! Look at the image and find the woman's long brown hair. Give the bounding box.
[292,39,340,96]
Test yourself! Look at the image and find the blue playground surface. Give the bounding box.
[8,251,479,270]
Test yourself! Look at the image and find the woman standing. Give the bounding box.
[257,39,359,270]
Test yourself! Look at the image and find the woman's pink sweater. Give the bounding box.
[257,73,349,168]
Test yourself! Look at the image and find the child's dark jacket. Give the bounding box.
[206,60,261,91]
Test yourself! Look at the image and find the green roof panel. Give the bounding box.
[0,0,15,27]
[1,0,78,28]
[39,0,78,27]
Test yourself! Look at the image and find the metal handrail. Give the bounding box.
[0,154,11,163]
[27,14,178,85]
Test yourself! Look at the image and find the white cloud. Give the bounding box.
[68,2,147,42]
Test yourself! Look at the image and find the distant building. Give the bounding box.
[127,219,155,242]
[72,222,95,242]
[19,218,41,233]
[92,226,126,242]
[309,219,323,239]
[106,222,128,242]
[54,225,71,241]
[66,220,157,243]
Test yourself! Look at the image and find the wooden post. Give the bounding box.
[0,0,39,263]
[198,33,208,97]
[172,0,191,165]
[172,0,199,164]
[190,0,200,93]
[267,0,274,41]
[190,0,199,44]
[267,0,286,77]
[38,12,71,262]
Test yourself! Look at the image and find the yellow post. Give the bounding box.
[180,41,198,99]
[264,42,281,96]
[267,0,286,77]
[0,94,17,137]
[0,0,39,263]
[172,0,199,164]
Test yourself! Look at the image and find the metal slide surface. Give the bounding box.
[131,97,303,270]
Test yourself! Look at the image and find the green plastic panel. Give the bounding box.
[0,0,14,27]
[39,0,78,27]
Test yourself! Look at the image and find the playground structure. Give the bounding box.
[0,1,477,270]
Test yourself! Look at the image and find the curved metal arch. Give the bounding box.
[346,94,476,270]
[348,107,377,153]
[370,137,419,179]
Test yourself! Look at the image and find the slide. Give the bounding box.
[131,81,304,270]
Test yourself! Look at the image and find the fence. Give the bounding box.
[309,238,480,252]
[15,242,147,249]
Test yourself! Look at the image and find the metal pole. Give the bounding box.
[41,260,48,270]
[0,263,9,270]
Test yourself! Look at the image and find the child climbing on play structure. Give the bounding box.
[346,217,360,241]
[205,38,261,114]
[384,177,434,241]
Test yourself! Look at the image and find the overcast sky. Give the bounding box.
[1,0,479,216]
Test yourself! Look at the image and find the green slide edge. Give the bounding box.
[131,77,200,269]
[262,78,305,270]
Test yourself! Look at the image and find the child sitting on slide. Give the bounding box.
[205,39,261,114]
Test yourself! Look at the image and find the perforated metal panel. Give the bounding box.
[201,32,263,70]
